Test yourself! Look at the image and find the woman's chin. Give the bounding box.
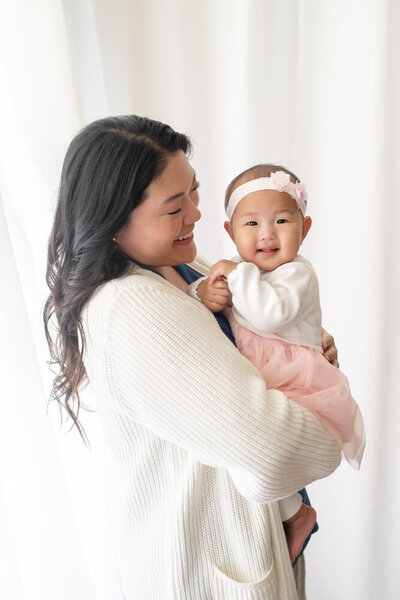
[184,242,197,263]
[173,238,197,263]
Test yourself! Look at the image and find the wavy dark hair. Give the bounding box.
[44,115,191,438]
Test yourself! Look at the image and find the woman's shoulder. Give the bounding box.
[85,255,213,319]
[107,256,211,297]
[87,263,169,310]
[84,260,209,330]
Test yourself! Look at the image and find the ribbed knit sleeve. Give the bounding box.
[97,270,340,504]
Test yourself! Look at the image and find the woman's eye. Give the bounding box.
[277,218,288,224]
[168,208,182,215]
[246,221,258,226]
[191,181,200,192]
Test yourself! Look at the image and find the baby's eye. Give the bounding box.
[277,218,288,224]
[246,221,258,226]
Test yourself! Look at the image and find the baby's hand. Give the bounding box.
[209,260,238,284]
[197,277,231,312]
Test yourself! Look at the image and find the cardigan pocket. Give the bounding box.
[211,563,277,600]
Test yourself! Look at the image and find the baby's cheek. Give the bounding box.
[239,240,254,258]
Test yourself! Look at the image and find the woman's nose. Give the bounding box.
[184,199,201,224]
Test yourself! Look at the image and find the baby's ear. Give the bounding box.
[301,216,312,242]
[224,220,235,242]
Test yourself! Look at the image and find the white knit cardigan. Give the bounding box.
[82,256,341,600]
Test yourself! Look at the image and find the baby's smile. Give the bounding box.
[258,247,279,255]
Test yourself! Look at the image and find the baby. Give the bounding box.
[188,164,365,563]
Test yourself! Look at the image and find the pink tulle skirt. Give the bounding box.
[227,312,365,469]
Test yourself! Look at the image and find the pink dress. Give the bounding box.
[226,310,365,470]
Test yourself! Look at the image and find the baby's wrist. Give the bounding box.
[187,277,206,302]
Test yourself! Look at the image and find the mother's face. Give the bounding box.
[115,151,201,268]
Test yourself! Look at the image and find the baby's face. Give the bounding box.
[225,190,311,272]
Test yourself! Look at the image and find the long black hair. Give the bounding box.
[44,115,191,437]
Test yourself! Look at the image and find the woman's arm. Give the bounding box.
[104,275,341,504]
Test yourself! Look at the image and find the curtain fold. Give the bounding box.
[0,0,398,598]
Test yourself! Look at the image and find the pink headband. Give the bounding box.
[226,171,308,220]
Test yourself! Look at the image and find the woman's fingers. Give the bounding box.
[211,279,228,288]
[321,329,339,368]
[324,351,339,368]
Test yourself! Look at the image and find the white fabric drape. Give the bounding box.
[0,1,399,598]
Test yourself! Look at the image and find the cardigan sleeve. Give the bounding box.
[103,275,340,504]
[227,260,317,334]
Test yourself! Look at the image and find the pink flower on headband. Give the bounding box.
[293,182,307,202]
[270,171,291,191]
[270,171,308,213]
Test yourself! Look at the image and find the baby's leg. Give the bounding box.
[278,494,317,564]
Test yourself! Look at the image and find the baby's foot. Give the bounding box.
[283,503,317,563]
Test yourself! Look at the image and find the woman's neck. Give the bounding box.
[155,266,189,293]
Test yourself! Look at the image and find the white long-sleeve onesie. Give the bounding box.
[227,254,322,351]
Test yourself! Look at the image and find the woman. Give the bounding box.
[44,115,341,599]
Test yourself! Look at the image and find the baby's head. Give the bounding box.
[224,164,312,272]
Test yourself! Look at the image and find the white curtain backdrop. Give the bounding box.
[1,1,399,598]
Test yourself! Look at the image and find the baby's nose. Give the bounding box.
[260,228,277,240]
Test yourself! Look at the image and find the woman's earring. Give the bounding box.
[112,236,116,242]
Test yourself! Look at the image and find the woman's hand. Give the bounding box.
[321,328,339,368]
[197,277,231,312]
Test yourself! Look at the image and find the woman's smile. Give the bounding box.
[174,231,194,244]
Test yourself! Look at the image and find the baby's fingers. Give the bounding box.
[213,294,229,305]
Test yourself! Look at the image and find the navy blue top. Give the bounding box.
[138,261,317,564]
